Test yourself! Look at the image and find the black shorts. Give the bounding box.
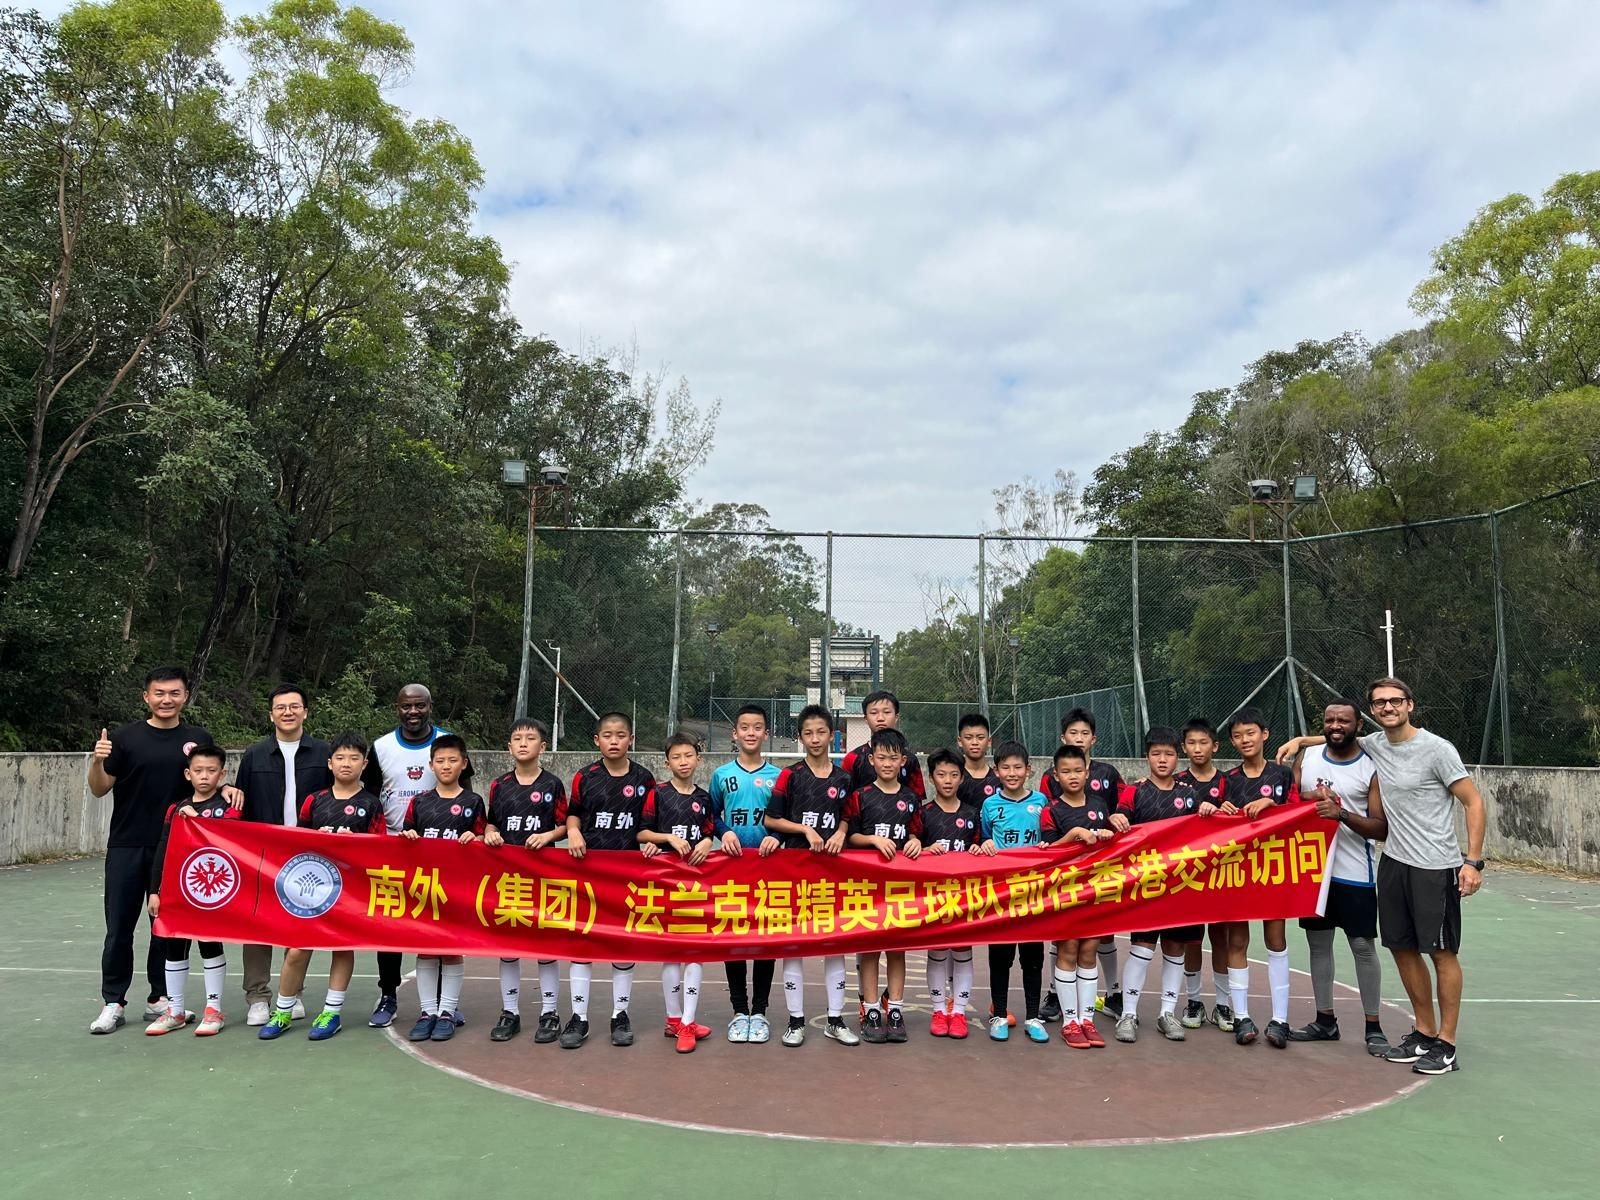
[1131,925,1203,945]
[1299,881,1379,939]
[1377,856,1461,954]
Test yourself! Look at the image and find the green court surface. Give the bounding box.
[3,858,1593,1199]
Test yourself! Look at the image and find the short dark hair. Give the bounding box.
[734,704,769,727]
[665,731,702,754]
[869,728,909,756]
[510,717,550,740]
[1325,697,1365,722]
[329,731,369,756]
[926,748,962,775]
[145,666,190,690]
[1144,726,1181,752]
[863,689,900,714]
[797,703,834,732]
[1052,743,1087,765]
[957,711,990,733]
[993,739,1029,766]
[595,710,633,733]
[1181,716,1218,741]
[1060,707,1096,735]
[186,743,225,766]
[430,733,469,758]
[1226,707,1269,736]
[267,682,307,707]
[1366,676,1413,703]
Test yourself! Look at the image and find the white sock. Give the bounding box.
[1053,965,1078,1022]
[439,959,464,1017]
[823,956,847,1018]
[682,963,704,1025]
[1098,940,1120,992]
[1160,954,1185,1016]
[926,951,948,1012]
[1046,942,1059,999]
[1076,967,1099,1022]
[782,958,805,1019]
[201,955,226,1009]
[323,988,346,1014]
[164,960,189,1016]
[1213,968,1230,1006]
[662,962,684,1021]
[538,960,559,1015]
[499,958,522,1015]
[611,963,634,1016]
[1185,970,1201,1002]
[1268,949,1291,1024]
[1123,945,1155,1011]
[415,957,441,1017]
[1229,966,1251,1021]
[570,962,593,1020]
[951,949,973,1012]
[274,992,295,1015]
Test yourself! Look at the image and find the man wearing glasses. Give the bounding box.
[233,684,333,1025]
[1277,676,1486,1076]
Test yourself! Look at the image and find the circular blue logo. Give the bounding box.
[275,852,343,919]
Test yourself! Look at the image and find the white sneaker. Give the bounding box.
[290,997,306,1020]
[1156,1012,1187,1042]
[89,1003,126,1035]
[246,1001,271,1027]
[143,997,169,1021]
[145,1011,192,1036]
[781,1020,806,1048]
[727,1013,750,1043]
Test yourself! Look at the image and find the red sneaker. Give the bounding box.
[1063,1020,1091,1049]
[948,1012,969,1039]
[685,1020,712,1040]
[1081,1017,1106,1048]
[664,1018,682,1038]
[930,1010,950,1037]
[675,1026,697,1053]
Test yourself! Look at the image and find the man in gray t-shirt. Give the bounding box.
[1279,677,1485,1079]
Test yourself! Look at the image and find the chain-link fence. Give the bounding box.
[521,481,1599,764]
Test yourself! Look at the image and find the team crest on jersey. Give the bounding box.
[275,852,343,919]
[407,766,424,780]
[1174,798,1186,810]
[344,805,355,815]
[1260,785,1272,796]
[985,784,996,794]
[182,741,198,757]
[180,848,240,910]
[828,787,839,798]
[450,804,462,815]
[691,802,701,813]
[896,800,908,811]
[956,818,967,828]
[1090,779,1101,791]
[623,785,635,798]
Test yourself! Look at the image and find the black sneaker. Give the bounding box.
[1234,1016,1259,1045]
[886,1009,908,1043]
[1103,990,1124,1019]
[610,1012,634,1047]
[1382,1028,1435,1064]
[490,1011,521,1041]
[861,1009,887,1043]
[1265,1019,1291,1048]
[534,1012,561,1044]
[1365,1028,1391,1056]
[1288,1019,1340,1042]
[1412,1040,1459,1075]
[1039,991,1062,1022]
[406,1013,438,1042]
[558,1015,589,1049]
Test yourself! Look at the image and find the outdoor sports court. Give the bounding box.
[5,856,1591,1199]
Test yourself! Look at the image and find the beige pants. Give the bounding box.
[243,943,276,1004]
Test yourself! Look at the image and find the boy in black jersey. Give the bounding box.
[484,718,568,1044]
[561,711,653,1049]
[920,749,990,1038]
[146,745,240,1037]
[400,735,484,1043]
[1040,745,1113,1049]
[955,712,1001,807]
[1202,707,1302,1047]
[1107,728,1201,1045]
[844,728,924,1044]
[763,704,859,1048]
[840,689,926,799]
[261,732,386,1042]
[1178,717,1232,1031]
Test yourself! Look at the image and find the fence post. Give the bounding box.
[1282,533,1305,736]
[1131,538,1148,736]
[1489,512,1513,765]
[822,532,833,724]
[977,534,990,717]
[666,532,683,736]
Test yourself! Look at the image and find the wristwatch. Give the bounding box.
[1462,858,1485,871]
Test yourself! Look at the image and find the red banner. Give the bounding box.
[156,806,1332,961]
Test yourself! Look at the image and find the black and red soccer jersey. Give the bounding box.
[766,762,853,849]
[1177,768,1228,808]
[956,766,1001,808]
[1223,763,1300,808]
[1116,778,1200,825]
[486,769,568,846]
[1041,795,1112,842]
[645,784,716,843]
[919,800,983,853]
[150,796,241,891]
[840,743,926,798]
[1043,759,1125,804]
[845,784,924,849]
[568,760,655,851]
[299,787,385,834]
[402,788,487,840]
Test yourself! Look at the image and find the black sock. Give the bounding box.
[1316,1010,1338,1028]
[1365,1018,1384,1036]
[827,1014,845,1026]
[790,1016,806,1029]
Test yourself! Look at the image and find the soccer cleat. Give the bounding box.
[1103,991,1124,1019]
[988,1015,1010,1042]
[89,1003,126,1035]
[782,1019,806,1048]
[369,993,398,1028]
[1365,1029,1391,1056]
[407,1013,439,1042]
[727,1013,751,1043]
[308,1011,342,1041]
[1156,1012,1186,1042]
[143,997,170,1022]
[886,1010,908,1043]
[824,1017,860,1046]
[257,1010,293,1040]
[1039,991,1063,1022]
[1081,1018,1106,1048]
[195,1007,226,1037]
[558,1015,589,1049]
[1114,1013,1139,1043]
[145,1011,191,1036]
[747,1013,771,1044]
[676,1025,698,1053]
[948,1012,970,1040]
[430,1012,457,1042]
[861,1009,887,1043]
[1412,1042,1459,1075]
[610,1012,633,1047]
[534,1012,562,1044]
[1233,1016,1259,1045]
[1063,1020,1091,1049]
[1023,1017,1049,1044]
[491,1011,521,1042]
[930,1010,950,1037]
[1382,1029,1435,1064]
[1288,1019,1341,1042]
[1181,999,1207,1029]
[246,1001,271,1027]
[1265,1019,1291,1049]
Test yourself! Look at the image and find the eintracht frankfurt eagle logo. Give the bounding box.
[180,848,240,910]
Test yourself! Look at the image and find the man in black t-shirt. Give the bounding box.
[86,666,236,1035]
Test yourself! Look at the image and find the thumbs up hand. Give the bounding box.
[93,728,113,762]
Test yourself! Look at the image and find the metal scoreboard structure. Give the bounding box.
[808,635,879,688]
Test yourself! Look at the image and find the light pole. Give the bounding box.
[1008,633,1021,739]
[547,641,562,751]
[502,458,569,719]
[705,621,720,744]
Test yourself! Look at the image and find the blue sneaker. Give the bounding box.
[257,1010,293,1041]
[1023,1017,1049,1043]
[430,1012,457,1042]
[989,1015,1010,1042]
[407,1013,438,1042]
[369,993,397,1028]
[308,1011,342,1041]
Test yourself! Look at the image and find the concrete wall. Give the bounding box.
[3,751,1595,874]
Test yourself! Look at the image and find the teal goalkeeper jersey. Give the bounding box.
[980,790,1047,851]
[709,759,782,848]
